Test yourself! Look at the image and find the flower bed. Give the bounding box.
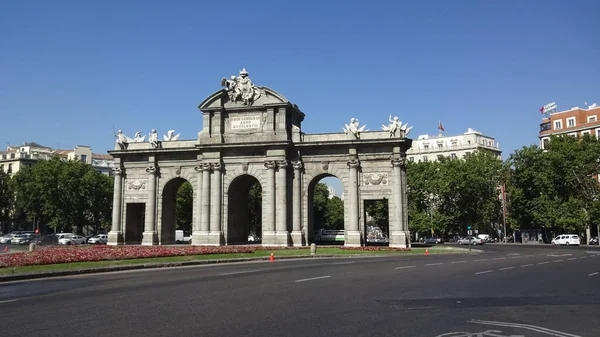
[0,245,258,268]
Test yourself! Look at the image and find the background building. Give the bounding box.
[406,128,501,162]
[539,103,600,149]
[0,142,114,176]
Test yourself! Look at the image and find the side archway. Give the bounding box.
[160,177,192,245]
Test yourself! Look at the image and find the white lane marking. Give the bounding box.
[451,260,467,264]
[509,255,521,258]
[294,275,331,283]
[538,261,550,265]
[475,270,493,275]
[499,267,514,271]
[220,269,262,276]
[425,263,444,266]
[469,319,582,337]
[589,272,599,277]
[590,254,598,257]
[330,261,355,265]
[0,299,18,304]
[493,257,506,260]
[395,265,416,270]
[474,259,488,262]
[567,257,577,261]
[520,264,533,267]
[548,253,572,257]
[579,256,587,259]
[552,259,564,263]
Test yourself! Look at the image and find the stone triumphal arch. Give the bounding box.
[108,69,413,247]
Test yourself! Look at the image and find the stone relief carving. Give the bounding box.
[145,165,158,175]
[347,159,360,169]
[149,129,161,148]
[212,162,222,171]
[201,163,212,171]
[163,130,180,141]
[127,179,147,190]
[175,166,182,176]
[343,118,368,139]
[194,165,203,173]
[382,114,413,138]
[363,173,389,186]
[264,160,277,170]
[390,155,407,168]
[277,160,289,170]
[292,161,303,170]
[221,68,262,106]
[322,162,329,171]
[242,163,249,173]
[112,167,124,175]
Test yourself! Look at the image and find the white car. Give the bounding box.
[58,235,87,245]
[457,236,484,245]
[551,235,580,246]
[88,234,108,244]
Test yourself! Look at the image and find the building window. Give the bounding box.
[541,138,549,149]
[540,122,551,132]
[423,156,428,162]
[582,130,591,136]
[568,132,577,137]
[450,153,457,159]
[437,155,444,160]
[7,164,12,174]
[554,120,562,130]
[451,143,458,149]
[80,154,87,163]
[588,115,597,122]
[567,117,576,127]
[0,164,3,172]
[464,152,471,157]
[409,157,414,162]
[423,144,429,150]
[437,143,443,149]
[596,128,600,138]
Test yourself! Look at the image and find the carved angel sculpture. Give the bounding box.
[163,130,180,141]
[343,118,367,139]
[133,131,146,143]
[382,114,413,138]
[114,130,129,150]
[149,129,160,148]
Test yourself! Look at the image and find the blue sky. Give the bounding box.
[1,0,599,166]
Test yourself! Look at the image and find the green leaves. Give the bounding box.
[0,169,13,221]
[407,151,504,238]
[175,181,193,232]
[12,157,113,234]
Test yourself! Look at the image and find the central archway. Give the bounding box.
[307,174,345,244]
[227,174,262,244]
[160,177,192,245]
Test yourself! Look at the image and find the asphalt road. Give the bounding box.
[1,244,599,337]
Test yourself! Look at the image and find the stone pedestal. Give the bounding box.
[261,231,277,246]
[345,230,362,247]
[141,231,158,245]
[275,232,290,246]
[191,231,210,245]
[389,230,411,248]
[206,232,223,246]
[290,231,304,246]
[107,231,124,246]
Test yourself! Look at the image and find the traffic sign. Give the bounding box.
[475,230,479,234]
[468,230,472,235]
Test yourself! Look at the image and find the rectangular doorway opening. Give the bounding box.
[364,199,389,246]
[125,203,144,244]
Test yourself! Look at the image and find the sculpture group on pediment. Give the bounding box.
[149,129,160,148]
[343,118,368,139]
[382,114,413,138]
[163,130,180,141]
[221,68,262,106]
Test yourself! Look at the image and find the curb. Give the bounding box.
[0,254,340,282]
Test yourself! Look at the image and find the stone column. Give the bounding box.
[291,161,303,246]
[400,154,410,247]
[142,165,158,245]
[389,155,409,248]
[345,159,361,246]
[191,165,206,245]
[208,162,223,245]
[275,160,290,245]
[108,167,124,245]
[262,160,277,245]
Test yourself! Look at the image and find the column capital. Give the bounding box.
[391,154,407,168]
[145,165,158,175]
[347,159,360,169]
[201,163,212,171]
[292,161,303,170]
[194,165,203,173]
[277,160,289,170]
[212,162,223,171]
[264,160,277,170]
[112,167,124,176]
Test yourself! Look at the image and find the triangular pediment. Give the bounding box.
[199,86,289,111]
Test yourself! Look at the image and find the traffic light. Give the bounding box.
[467,225,471,230]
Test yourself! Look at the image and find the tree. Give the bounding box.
[247,181,262,237]
[0,170,13,229]
[175,181,193,232]
[365,199,388,235]
[326,196,345,230]
[313,183,330,230]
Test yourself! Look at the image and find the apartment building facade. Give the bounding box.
[406,128,502,162]
[539,104,600,148]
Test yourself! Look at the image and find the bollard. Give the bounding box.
[310,243,317,256]
[29,243,37,252]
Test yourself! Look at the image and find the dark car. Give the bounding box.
[424,237,443,244]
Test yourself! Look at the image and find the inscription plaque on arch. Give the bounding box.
[230,115,262,130]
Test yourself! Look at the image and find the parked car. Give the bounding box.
[424,237,443,244]
[88,234,108,244]
[457,236,484,245]
[0,234,14,244]
[551,235,580,246]
[58,235,87,245]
